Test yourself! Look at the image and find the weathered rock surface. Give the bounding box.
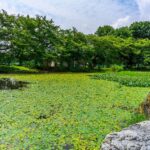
[0,78,28,90]
[101,121,150,150]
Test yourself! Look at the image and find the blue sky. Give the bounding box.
[0,0,150,33]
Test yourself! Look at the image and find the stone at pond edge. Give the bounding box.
[0,78,28,90]
[101,121,150,150]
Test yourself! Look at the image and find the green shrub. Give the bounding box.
[94,73,150,87]
[0,65,38,73]
[110,65,124,72]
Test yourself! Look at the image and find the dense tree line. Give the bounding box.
[0,10,150,71]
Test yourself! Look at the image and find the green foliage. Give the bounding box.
[0,65,38,73]
[114,27,131,38]
[0,10,150,71]
[130,21,150,39]
[95,25,115,36]
[94,72,150,87]
[110,65,124,72]
[0,73,148,149]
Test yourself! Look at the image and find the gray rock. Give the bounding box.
[0,78,28,90]
[101,121,150,150]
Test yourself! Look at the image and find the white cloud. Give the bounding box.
[0,0,149,33]
[112,16,131,28]
[136,0,150,20]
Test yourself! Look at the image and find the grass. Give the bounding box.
[0,72,149,149]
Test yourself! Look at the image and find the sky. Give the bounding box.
[0,0,150,33]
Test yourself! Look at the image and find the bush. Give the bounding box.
[110,65,124,72]
[0,65,38,73]
[94,73,150,87]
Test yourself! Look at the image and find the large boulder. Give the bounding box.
[0,78,28,90]
[101,121,150,150]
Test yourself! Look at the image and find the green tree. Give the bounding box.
[115,27,131,38]
[130,21,150,39]
[95,25,115,36]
